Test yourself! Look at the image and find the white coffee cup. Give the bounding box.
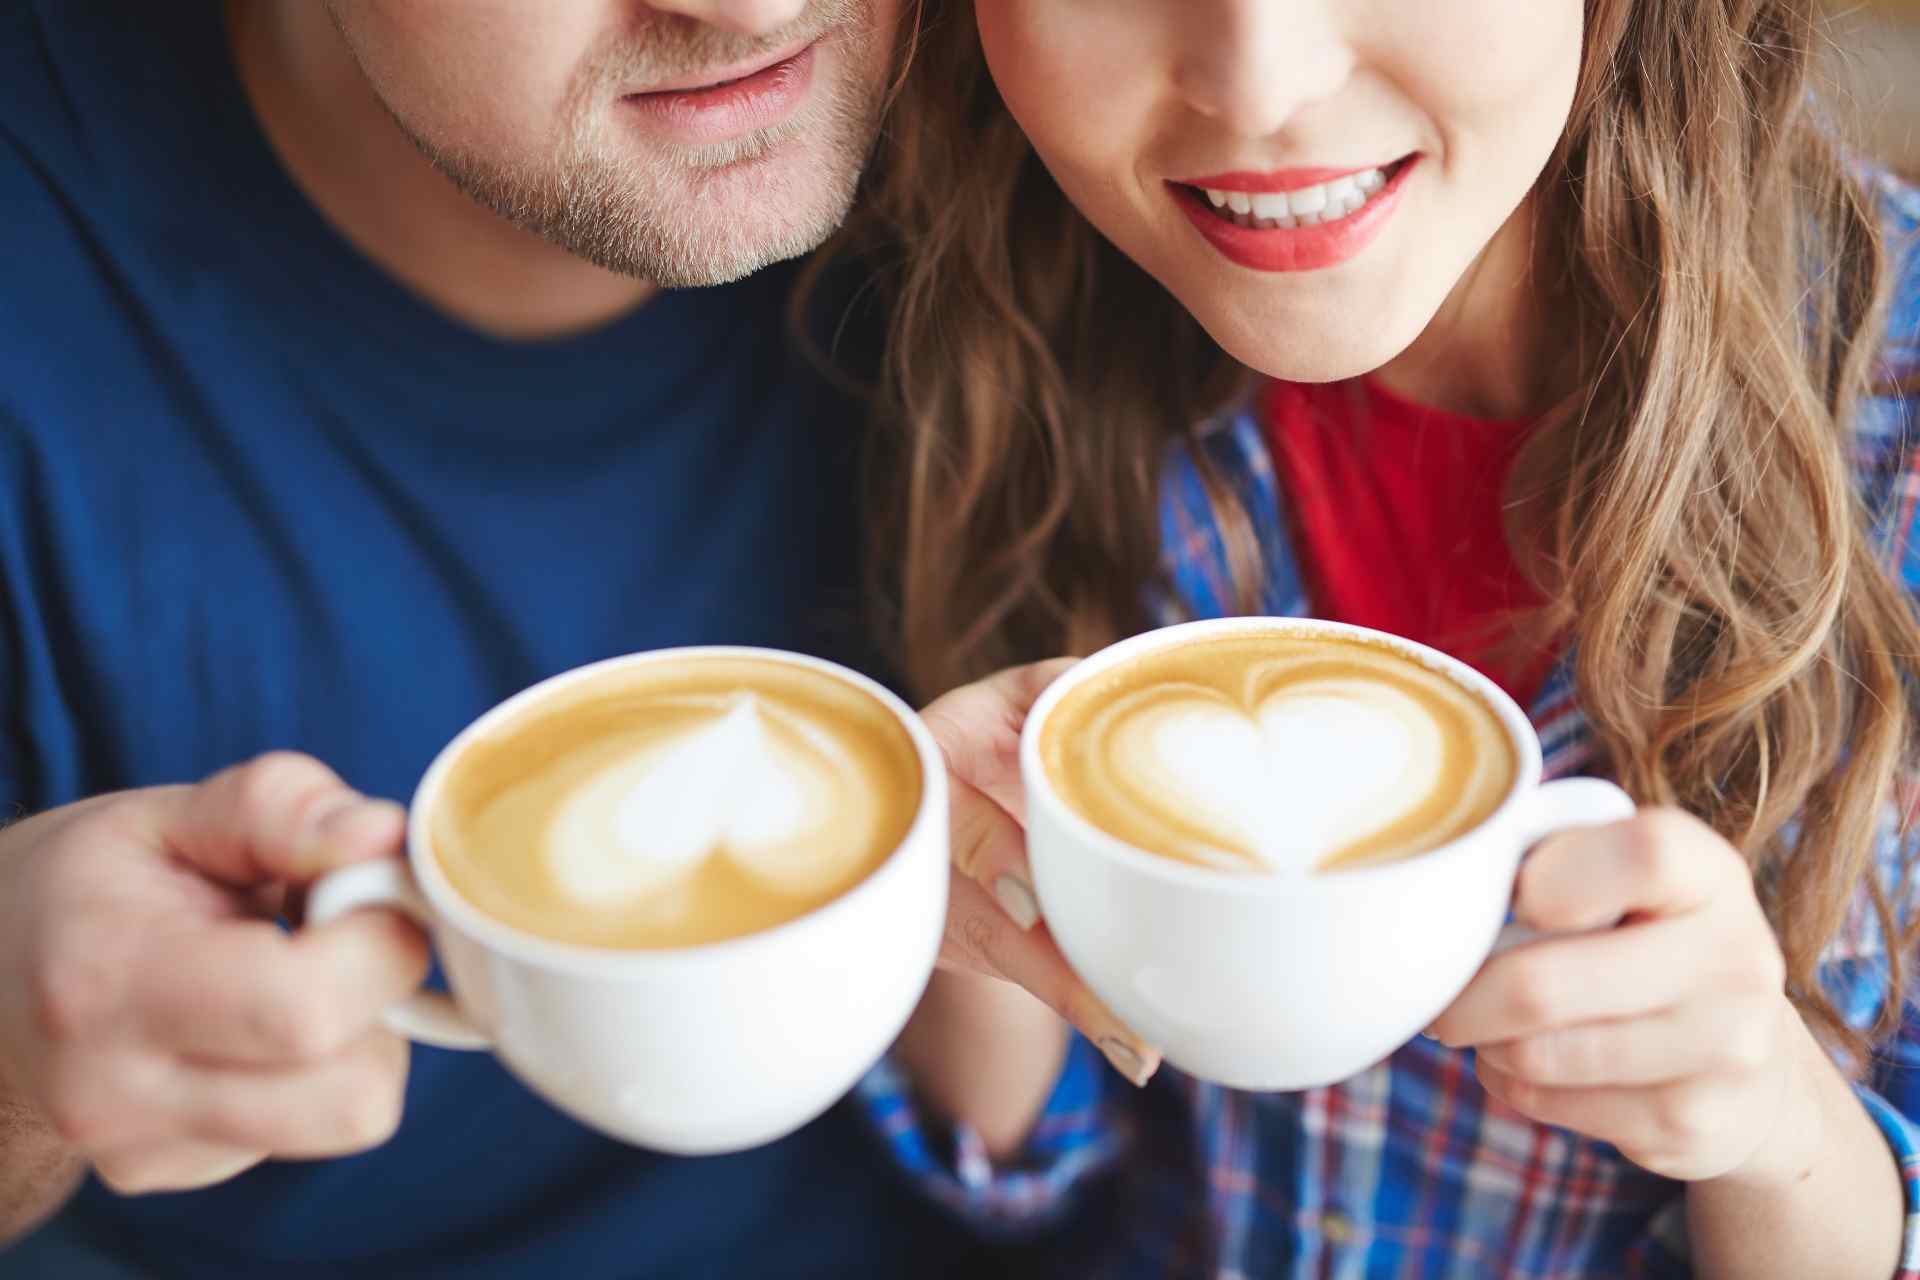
[308,647,949,1155]
[1020,617,1633,1091]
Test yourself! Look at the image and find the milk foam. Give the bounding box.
[545,696,876,904]
[1045,636,1517,873]
[1114,679,1445,872]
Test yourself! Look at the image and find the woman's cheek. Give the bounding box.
[1374,0,1584,127]
[976,0,1164,169]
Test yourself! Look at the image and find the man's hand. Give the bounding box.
[0,754,429,1197]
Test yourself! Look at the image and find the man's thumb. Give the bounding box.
[146,753,407,887]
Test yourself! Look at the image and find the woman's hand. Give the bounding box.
[909,661,1159,1091]
[1428,809,1822,1185]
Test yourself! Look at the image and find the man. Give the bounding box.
[0,1,1120,1273]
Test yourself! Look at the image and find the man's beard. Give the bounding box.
[380,3,883,288]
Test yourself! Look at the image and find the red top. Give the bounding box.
[1263,377,1553,708]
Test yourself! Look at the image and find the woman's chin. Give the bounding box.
[1201,313,1425,388]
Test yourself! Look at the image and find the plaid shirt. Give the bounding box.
[858,172,1920,1277]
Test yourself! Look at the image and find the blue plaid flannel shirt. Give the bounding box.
[857,172,1920,1277]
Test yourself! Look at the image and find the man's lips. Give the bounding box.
[619,41,820,146]
[629,38,818,96]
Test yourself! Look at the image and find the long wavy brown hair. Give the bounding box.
[805,0,1920,1056]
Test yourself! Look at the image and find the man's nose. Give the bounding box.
[641,0,810,37]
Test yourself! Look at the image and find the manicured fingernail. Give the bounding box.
[1097,1037,1152,1087]
[993,874,1041,931]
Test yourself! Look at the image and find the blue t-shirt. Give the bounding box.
[0,1,980,1275]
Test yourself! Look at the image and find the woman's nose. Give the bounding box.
[1171,0,1356,138]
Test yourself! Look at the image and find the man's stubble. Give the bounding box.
[340,2,886,288]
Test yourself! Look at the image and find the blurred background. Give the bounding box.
[1827,0,1920,174]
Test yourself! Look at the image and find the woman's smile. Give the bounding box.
[975,0,1584,382]
[1170,155,1420,271]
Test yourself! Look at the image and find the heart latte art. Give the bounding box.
[433,658,922,948]
[1041,634,1516,872]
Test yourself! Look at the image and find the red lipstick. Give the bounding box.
[1173,157,1420,273]
[1178,164,1382,194]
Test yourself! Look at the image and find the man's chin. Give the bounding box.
[570,125,871,285]
[620,196,857,287]
[421,118,868,289]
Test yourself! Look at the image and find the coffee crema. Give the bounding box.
[432,658,922,949]
[1040,632,1516,873]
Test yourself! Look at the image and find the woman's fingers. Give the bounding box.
[1514,810,1739,935]
[1435,815,1782,1052]
[922,657,1081,930]
[1474,1058,1754,1182]
[922,658,1077,823]
[1435,807,1805,1185]
[947,775,1042,929]
[922,658,1158,1084]
[1430,917,1707,1047]
[939,872,1159,1085]
[1471,994,1778,1088]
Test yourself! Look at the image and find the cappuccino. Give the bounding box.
[432,656,923,948]
[1040,631,1515,873]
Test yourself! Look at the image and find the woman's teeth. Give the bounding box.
[1196,167,1389,230]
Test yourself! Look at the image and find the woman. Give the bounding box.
[833,0,1920,1274]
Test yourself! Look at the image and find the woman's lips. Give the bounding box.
[620,42,818,146]
[1171,156,1420,273]
[1181,163,1386,194]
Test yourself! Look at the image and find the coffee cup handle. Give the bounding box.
[307,860,494,1051]
[1492,778,1638,953]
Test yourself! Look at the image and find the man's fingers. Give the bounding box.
[145,753,407,887]
[175,1029,411,1157]
[939,872,1159,1085]
[135,911,430,1065]
[947,776,1043,930]
[94,1030,409,1190]
[93,1141,266,1196]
